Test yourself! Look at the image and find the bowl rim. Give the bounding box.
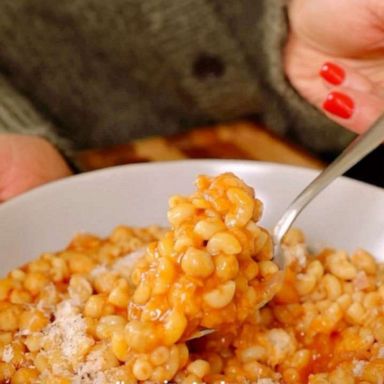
[1,159,383,213]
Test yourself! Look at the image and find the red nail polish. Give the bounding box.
[320,62,345,85]
[323,91,354,119]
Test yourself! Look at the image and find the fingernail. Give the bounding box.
[323,91,354,119]
[320,62,345,85]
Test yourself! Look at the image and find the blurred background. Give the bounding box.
[0,1,383,192]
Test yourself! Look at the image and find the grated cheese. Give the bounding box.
[40,299,94,377]
[256,379,279,384]
[15,329,31,337]
[90,248,144,278]
[353,271,370,291]
[90,264,110,277]
[2,344,13,363]
[282,244,307,268]
[266,328,295,364]
[112,248,145,272]
[352,359,367,377]
[73,344,107,384]
[36,249,146,381]
[36,283,59,314]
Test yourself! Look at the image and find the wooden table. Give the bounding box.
[76,121,325,171]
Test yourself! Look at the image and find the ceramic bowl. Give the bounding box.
[1,160,383,274]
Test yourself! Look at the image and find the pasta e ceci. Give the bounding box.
[0,173,383,384]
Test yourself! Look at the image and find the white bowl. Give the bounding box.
[1,160,383,274]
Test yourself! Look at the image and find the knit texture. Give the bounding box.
[0,0,353,155]
[0,74,73,155]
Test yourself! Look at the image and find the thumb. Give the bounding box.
[321,87,384,134]
[0,134,72,202]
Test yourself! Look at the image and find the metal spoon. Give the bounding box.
[272,114,384,274]
[253,115,384,309]
[253,116,384,308]
[188,115,384,340]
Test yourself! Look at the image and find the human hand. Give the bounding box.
[285,0,384,134]
[0,134,72,202]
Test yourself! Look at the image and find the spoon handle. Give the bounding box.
[273,114,384,246]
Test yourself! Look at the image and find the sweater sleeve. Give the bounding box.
[0,74,79,169]
[0,0,353,156]
[212,0,355,154]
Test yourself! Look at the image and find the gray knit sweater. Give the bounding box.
[0,0,353,160]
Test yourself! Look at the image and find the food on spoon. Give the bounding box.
[125,172,279,355]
